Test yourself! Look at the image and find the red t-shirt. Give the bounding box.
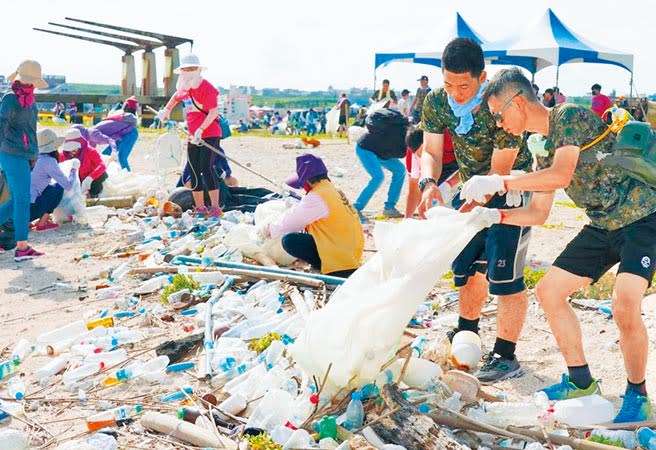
[404,128,456,174]
[173,79,221,138]
[591,94,612,117]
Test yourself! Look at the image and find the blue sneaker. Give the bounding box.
[614,390,653,423]
[539,374,601,400]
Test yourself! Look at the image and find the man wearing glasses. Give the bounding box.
[460,67,655,423]
[419,38,533,384]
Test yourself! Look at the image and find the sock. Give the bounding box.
[492,338,516,359]
[457,317,479,334]
[567,364,593,389]
[626,379,647,396]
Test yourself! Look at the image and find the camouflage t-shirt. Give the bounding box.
[420,87,532,182]
[541,104,656,230]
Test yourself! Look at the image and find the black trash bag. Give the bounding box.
[155,333,204,364]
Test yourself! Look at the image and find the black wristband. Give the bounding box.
[418,177,438,192]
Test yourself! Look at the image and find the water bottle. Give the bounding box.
[344,391,365,430]
[36,320,87,344]
[34,355,69,384]
[86,317,115,330]
[467,401,542,428]
[11,339,32,364]
[7,377,26,400]
[589,429,638,449]
[85,349,128,368]
[637,427,656,450]
[159,386,193,403]
[0,360,19,382]
[85,404,143,431]
[63,363,102,387]
[115,355,170,381]
[552,394,614,427]
[218,392,247,415]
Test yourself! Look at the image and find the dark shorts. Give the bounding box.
[452,193,531,295]
[553,212,656,285]
[338,114,348,125]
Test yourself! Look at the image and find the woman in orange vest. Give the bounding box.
[258,154,364,278]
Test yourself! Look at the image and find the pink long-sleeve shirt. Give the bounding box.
[268,193,329,238]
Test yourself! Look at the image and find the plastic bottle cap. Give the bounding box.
[351,391,362,401]
[134,404,143,414]
[15,392,24,400]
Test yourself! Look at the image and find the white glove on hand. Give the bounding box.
[255,223,270,241]
[505,190,523,207]
[109,139,118,153]
[190,128,203,145]
[70,158,81,170]
[466,206,502,229]
[156,109,169,123]
[460,174,506,204]
[81,177,93,192]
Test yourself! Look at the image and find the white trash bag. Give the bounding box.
[325,107,340,135]
[289,207,482,395]
[53,159,87,225]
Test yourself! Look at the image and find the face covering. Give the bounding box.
[11,81,35,108]
[447,80,488,135]
[527,133,548,157]
[176,69,203,91]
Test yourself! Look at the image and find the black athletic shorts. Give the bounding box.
[553,211,656,285]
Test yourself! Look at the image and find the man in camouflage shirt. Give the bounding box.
[411,75,431,124]
[461,68,656,423]
[419,38,533,384]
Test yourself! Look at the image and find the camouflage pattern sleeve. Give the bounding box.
[419,90,445,134]
[549,105,597,149]
[494,127,522,150]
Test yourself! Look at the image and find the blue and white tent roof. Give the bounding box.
[492,8,633,73]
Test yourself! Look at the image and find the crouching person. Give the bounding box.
[30,129,79,231]
[258,154,364,278]
[61,128,107,198]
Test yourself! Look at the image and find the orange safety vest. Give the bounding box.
[306,180,364,274]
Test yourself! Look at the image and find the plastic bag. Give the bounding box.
[325,107,340,135]
[289,207,482,394]
[53,160,87,224]
[223,223,295,266]
[99,161,160,198]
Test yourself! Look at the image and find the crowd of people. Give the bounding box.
[1,38,654,424]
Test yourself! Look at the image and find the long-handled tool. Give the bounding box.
[145,105,298,197]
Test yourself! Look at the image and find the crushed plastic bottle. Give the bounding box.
[63,362,102,387]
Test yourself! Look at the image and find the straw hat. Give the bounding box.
[173,54,205,74]
[8,60,48,89]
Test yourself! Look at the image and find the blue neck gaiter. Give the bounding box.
[447,80,489,135]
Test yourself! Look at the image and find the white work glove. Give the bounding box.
[505,190,523,208]
[70,158,81,170]
[255,223,270,241]
[156,109,169,123]
[460,174,506,204]
[465,206,502,229]
[190,128,203,145]
[81,176,93,192]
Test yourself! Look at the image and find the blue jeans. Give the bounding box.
[353,143,405,211]
[102,128,139,171]
[0,153,31,242]
[30,184,64,221]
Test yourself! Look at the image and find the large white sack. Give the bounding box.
[325,107,340,135]
[99,161,160,198]
[53,159,87,224]
[289,207,482,394]
[224,223,296,267]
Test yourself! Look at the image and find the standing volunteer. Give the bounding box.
[0,60,47,260]
[158,54,223,217]
[419,38,533,383]
[460,68,655,422]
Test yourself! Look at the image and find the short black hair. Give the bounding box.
[544,88,554,95]
[307,173,329,184]
[591,83,601,91]
[483,67,538,104]
[405,126,424,152]
[442,38,484,77]
[382,79,390,84]
[401,89,410,96]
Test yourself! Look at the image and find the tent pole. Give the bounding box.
[629,72,634,99]
[555,65,560,88]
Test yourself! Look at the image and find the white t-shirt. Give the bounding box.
[398,97,411,118]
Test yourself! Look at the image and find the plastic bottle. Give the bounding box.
[450,330,482,371]
[467,401,542,428]
[344,391,365,430]
[318,415,337,439]
[0,360,19,382]
[552,395,614,427]
[115,355,170,382]
[86,317,115,330]
[86,404,143,431]
[0,429,28,450]
[36,320,87,344]
[11,339,32,364]
[218,392,247,415]
[85,432,118,450]
[589,429,638,449]
[159,386,193,403]
[7,377,26,400]
[85,349,128,368]
[63,363,102,387]
[637,427,656,450]
[34,355,69,384]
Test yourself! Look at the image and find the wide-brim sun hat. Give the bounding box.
[37,129,64,154]
[173,54,206,74]
[8,60,48,89]
[286,153,328,189]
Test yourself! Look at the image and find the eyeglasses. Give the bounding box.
[491,90,523,123]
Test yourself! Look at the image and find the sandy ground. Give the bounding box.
[0,132,655,447]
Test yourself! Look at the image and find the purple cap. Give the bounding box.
[286,153,328,189]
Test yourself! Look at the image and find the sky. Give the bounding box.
[2,0,654,97]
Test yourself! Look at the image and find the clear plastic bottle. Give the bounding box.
[344,391,365,430]
[0,360,19,382]
[11,339,32,364]
[637,427,656,450]
[63,363,102,387]
[85,404,143,431]
[85,349,128,368]
[589,429,638,449]
[114,355,169,382]
[468,401,542,428]
[7,377,26,400]
[36,320,87,344]
[34,355,69,384]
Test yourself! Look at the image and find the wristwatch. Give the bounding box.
[418,177,439,192]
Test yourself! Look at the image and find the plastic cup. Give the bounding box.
[450,330,482,371]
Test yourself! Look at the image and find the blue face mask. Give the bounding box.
[447,80,489,135]
[527,133,548,157]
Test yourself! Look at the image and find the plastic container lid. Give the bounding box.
[351,391,362,401]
